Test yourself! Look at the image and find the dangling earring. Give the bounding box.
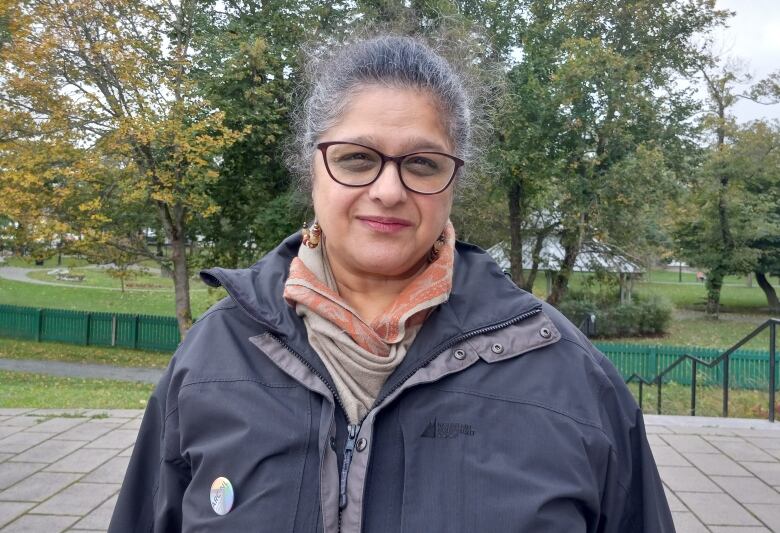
[302,221,321,249]
[428,233,446,262]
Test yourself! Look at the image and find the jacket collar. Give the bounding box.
[200,233,542,399]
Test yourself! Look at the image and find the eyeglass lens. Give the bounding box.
[324,143,456,194]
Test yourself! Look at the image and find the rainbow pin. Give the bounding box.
[210,477,234,515]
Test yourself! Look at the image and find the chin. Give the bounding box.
[355,252,424,277]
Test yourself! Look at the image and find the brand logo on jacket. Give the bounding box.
[421,417,475,438]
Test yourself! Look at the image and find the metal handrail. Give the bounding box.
[625,318,779,422]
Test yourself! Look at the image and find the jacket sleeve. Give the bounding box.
[108,360,190,533]
[595,351,676,532]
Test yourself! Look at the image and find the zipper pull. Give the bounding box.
[339,424,360,509]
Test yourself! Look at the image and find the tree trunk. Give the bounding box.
[705,268,724,317]
[755,271,780,312]
[547,227,583,306]
[507,182,526,286]
[170,234,192,337]
[157,201,193,338]
[522,232,547,292]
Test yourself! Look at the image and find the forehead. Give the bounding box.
[323,86,453,154]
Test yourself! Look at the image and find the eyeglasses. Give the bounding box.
[316,141,463,195]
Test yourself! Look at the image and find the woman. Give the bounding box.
[110,35,674,532]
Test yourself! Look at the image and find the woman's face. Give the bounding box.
[311,86,456,279]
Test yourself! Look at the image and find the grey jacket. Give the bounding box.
[109,235,674,532]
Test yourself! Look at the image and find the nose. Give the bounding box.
[367,160,407,206]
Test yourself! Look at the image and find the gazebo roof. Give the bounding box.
[487,238,644,274]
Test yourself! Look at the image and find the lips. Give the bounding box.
[357,216,413,233]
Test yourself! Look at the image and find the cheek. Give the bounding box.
[311,171,332,216]
[426,194,454,224]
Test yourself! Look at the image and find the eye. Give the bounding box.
[339,152,371,161]
[403,155,441,176]
[329,147,380,173]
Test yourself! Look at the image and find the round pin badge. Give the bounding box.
[210,477,234,515]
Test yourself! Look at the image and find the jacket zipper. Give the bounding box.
[339,424,360,510]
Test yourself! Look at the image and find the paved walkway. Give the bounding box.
[0,410,779,531]
[0,360,163,384]
[0,266,205,292]
[0,267,111,290]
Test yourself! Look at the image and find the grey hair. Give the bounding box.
[287,34,481,194]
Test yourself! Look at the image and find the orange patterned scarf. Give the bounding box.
[282,221,455,422]
[284,221,455,357]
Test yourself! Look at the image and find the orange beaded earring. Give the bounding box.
[302,221,322,249]
[428,233,446,262]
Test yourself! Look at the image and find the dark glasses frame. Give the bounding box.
[316,141,464,195]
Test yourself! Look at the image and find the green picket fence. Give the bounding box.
[0,304,775,387]
[595,342,779,391]
[0,304,180,352]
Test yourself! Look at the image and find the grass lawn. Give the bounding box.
[0,371,154,408]
[635,283,771,315]
[26,267,174,290]
[605,313,772,351]
[2,255,91,268]
[528,269,776,315]
[641,269,752,285]
[0,276,223,317]
[627,381,778,419]
[0,337,171,368]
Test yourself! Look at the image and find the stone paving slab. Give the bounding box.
[747,504,780,531]
[0,411,778,531]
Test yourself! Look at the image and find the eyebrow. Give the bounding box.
[340,134,451,154]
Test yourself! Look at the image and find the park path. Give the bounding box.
[0,266,206,292]
[0,410,779,531]
[0,359,162,384]
[0,268,74,288]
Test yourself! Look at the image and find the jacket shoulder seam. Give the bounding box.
[192,301,239,326]
[558,334,602,361]
[163,405,179,424]
[609,446,630,493]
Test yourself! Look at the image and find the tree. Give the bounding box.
[496,0,727,305]
[674,64,780,315]
[189,0,355,268]
[0,0,241,335]
[735,122,780,312]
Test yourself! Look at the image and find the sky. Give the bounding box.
[713,0,780,123]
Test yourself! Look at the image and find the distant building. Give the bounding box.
[487,238,644,302]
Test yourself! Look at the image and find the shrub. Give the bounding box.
[557,291,672,338]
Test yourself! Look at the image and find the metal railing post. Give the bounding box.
[691,359,697,416]
[770,322,776,423]
[638,381,643,410]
